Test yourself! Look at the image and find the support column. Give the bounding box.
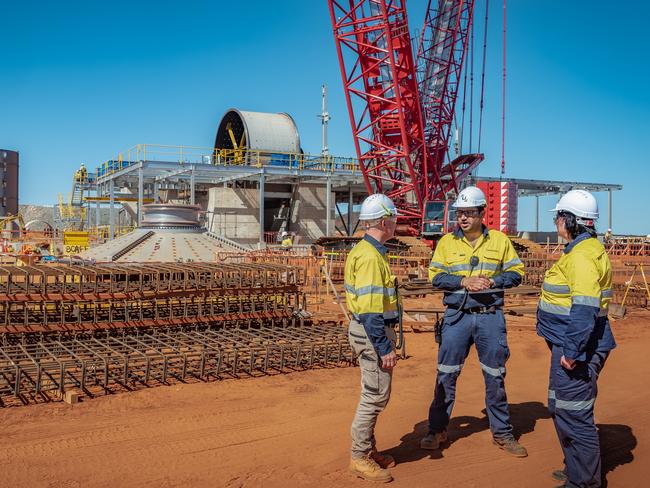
[535,195,539,232]
[153,181,159,203]
[259,171,265,248]
[190,165,196,205]
[109,179,115,240]
[347,183,353,236]
[608,190,612,231]
[326,177,332,237]
[137,164,144,227]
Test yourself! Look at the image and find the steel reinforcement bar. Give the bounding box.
[0,319,353,405]
[0,262,305,333]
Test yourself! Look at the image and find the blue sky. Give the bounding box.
[1,0,648,234]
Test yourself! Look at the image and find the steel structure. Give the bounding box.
[0,262,303,334]
[329,0,427,221]
[84,144,364,244]
[417,0,483,198]
[0,320,352,404]
[0,259,357,405]
[328,0,481,228]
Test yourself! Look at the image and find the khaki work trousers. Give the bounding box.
[348,318,396,458]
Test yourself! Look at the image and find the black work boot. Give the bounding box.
[552,469,568,482]
[492,436,528,457]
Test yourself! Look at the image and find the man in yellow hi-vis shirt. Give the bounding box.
[280,231,293,249]
[422,186,528,458]
[344,193,399,483]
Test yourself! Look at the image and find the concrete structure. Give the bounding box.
[82,203,247,262]
[207,182,335,245]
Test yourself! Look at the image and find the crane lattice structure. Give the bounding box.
[328,0,486,230]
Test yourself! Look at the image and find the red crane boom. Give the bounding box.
[417,0,483,200]
[328,0,483,234]
[328,0,428,224]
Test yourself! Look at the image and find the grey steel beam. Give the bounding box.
[259,171,265,248]
[608,190,612,231]
[347,183,353,237]
[190,165,196,205]
[137,164,144,227]
[326,177,332,237]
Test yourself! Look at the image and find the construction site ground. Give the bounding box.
[0,295,646,488]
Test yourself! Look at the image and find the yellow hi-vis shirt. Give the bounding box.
[428,226,525,309]
[537,233,616,360]
[344,235,398,356]
[281,237,293,248]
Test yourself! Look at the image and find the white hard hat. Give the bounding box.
[359,193,398,220]
[281,231,288,237]
[550,189,599,222]
[453,186,487,208]
[607,228,612,232]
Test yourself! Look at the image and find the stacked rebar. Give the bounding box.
[0,262,353,405]
[0,320,352,404]
[0,262,304,333]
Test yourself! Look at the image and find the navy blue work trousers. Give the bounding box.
[548,343,608,488]
[428,308,513,439]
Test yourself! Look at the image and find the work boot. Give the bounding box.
[552,469,568,482]
[420,430,448,450]
[492,436,528,457]
[349,454,393,483]
[371,449,396,469]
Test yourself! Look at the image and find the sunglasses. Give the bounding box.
[456,209,482,218]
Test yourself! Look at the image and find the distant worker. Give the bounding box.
[423,186,528,457]
[344,193,400,482]
[537,190,615,488]
[77,163,88,183]
[280,231,293,249]
[603,228,612,244]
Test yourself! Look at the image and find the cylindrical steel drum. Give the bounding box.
[214,109,301,153]
[141,203,202,230]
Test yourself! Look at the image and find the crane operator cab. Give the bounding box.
[421,200,456,239]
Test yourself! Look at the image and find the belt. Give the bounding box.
[456,305,500,314]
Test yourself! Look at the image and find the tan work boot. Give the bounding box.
[371,449,396,468]
[349,454,393,482]
[492,436,528,457]
[420,430,448,450]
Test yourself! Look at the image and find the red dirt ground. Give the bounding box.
[0,308,647,487]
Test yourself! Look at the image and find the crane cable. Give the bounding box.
[469,9,474,151]
[477,0,490,153]
[501,0,507,175]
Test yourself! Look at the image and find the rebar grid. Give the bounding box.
[0,319,352,405]
[0,262,304,332]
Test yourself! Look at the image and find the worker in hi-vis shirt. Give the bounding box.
[538,190,615,488]
[422,186,528,458]
[344,193,400,483]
